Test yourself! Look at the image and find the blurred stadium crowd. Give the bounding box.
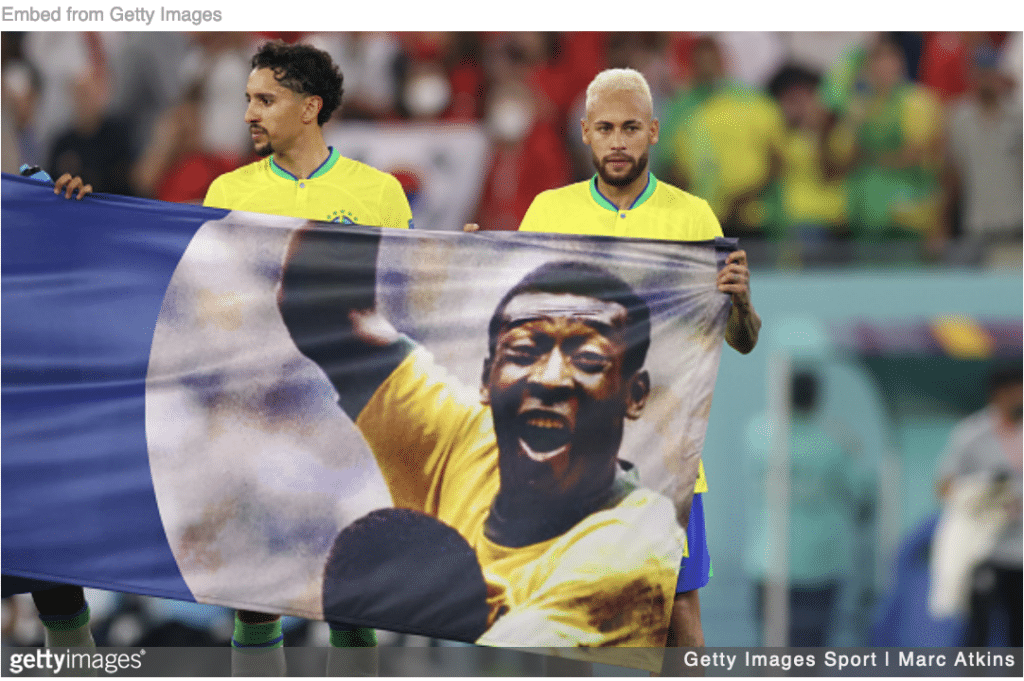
[2,30,1022,269]
[1,30,1022,656]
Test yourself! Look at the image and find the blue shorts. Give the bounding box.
[676,493,711,593]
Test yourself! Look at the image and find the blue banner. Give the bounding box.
[3,173,733,659]
[3,174,222,600]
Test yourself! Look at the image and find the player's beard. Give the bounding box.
[593,150,648,188]
[254,140,273,157]
[251,127,273,157]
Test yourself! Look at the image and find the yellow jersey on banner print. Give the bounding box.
[203,147,413,229]
[354,345,683,648]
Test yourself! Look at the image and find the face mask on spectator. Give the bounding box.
[487,96,533,143]
[404,71,451,118]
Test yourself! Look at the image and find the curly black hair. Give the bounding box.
[251,40,343,125]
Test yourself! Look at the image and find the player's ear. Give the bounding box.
[649,117,660,145]
[580,117,590,145]
[480,358,493,405]
[303,95,323,124]
[625,369,650,419]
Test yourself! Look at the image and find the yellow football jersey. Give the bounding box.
[203,147,413,229]
[518,173,723,242]
[474,486,682,649]
[355,345,682,648]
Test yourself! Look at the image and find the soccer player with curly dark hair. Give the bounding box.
[204,40,413,231]
[202,40,414,675]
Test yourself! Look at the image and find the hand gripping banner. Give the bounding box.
[3,174,733,660]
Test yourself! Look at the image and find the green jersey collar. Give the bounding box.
[269,146,340,181]
[589,173,657,212]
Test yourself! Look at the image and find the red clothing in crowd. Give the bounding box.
[475,121,571,231]
[157,153,240,204]
[920,32,1010,102]
[530,33,607,118]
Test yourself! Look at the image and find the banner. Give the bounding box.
[3,174,732,660]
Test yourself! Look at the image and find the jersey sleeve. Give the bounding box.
[692,195,725,240]
[202,176,227,209]
[516,191,552,232]
[378,173,414,230]
[354,346,491,512]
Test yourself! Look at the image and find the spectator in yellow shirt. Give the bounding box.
[657,37,786,240]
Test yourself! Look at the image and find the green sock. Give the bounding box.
[329,626,377,647]
[231,614,284,649]
[40,605,96,651]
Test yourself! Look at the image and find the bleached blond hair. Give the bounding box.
[584,68,654,118]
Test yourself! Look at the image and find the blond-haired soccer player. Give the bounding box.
[202,40,412,676]
[470,67,761,665]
